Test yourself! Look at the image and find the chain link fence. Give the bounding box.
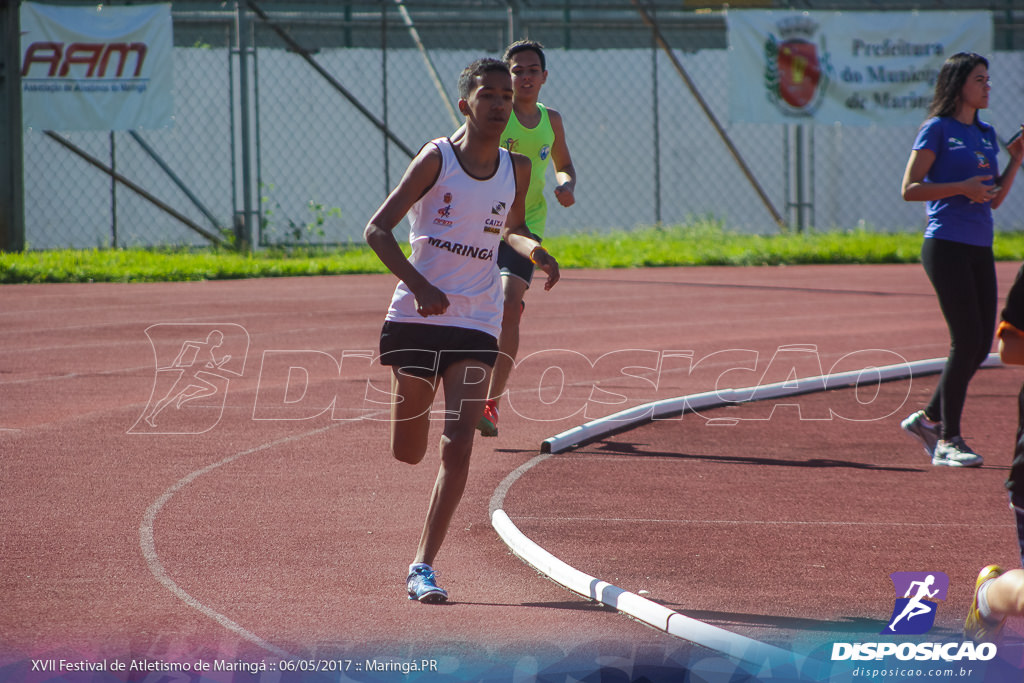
[18,1,1024,250]
[23,14,236,249]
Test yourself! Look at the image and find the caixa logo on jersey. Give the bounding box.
[22,42,148,79]
[129,324,250,435]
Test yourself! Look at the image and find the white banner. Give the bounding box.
[727,11,992,127]
[20,2,174,131]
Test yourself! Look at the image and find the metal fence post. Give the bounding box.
[0,0,25,252]
[506,0,521,44]
[652,41,661,226]
[110,132,118,247]
[788,124,815,233]
[795,124,805,233]
[382,3,390,197]
[236,1,255,251]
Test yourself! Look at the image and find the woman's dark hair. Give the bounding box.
[927,52,988,124]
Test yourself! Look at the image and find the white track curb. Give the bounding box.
[491,505,798,673]
[490,353,1003,672]
[542,354,1000,454]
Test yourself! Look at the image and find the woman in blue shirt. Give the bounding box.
[900,52,1024,467]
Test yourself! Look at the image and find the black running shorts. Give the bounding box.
[379,321,499,378]
[497,232,542,286]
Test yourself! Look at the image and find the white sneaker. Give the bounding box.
[901,410,941,458]
[933,436,983,467]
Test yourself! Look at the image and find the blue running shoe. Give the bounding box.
[407,565,448,603]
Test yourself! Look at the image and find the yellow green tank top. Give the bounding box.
[501,103,555,238]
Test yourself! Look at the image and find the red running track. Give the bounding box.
[2,263,1024,681]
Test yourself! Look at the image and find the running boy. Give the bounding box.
[476,39,577,437]
[364,58,559,603]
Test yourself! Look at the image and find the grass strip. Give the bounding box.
[5,224,1024,284]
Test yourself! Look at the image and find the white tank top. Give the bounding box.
[385,137,515,339]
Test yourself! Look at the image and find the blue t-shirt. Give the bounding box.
[913,116,999,247]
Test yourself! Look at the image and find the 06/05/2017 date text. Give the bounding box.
[278,659,439,674]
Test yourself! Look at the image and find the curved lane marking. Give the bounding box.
[490,354,1001,673]
[139,425,341,658]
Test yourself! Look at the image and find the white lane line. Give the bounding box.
[139,424,345,658]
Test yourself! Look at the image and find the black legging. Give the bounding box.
[920,237,997,440]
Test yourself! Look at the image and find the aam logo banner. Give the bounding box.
[130,323,249,435]
[882,571,949,635]
[20,2,174,131]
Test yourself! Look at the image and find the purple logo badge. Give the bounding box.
[882,572,949,635]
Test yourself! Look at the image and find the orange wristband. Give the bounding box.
[998,320,1024,340]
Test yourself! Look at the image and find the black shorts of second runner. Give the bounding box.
[497,232,542,286]
[379,321,499,378]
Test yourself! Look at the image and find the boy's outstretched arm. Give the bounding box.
[548,108,576,208]
[364,146,450,316]
[504,154,560,290]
